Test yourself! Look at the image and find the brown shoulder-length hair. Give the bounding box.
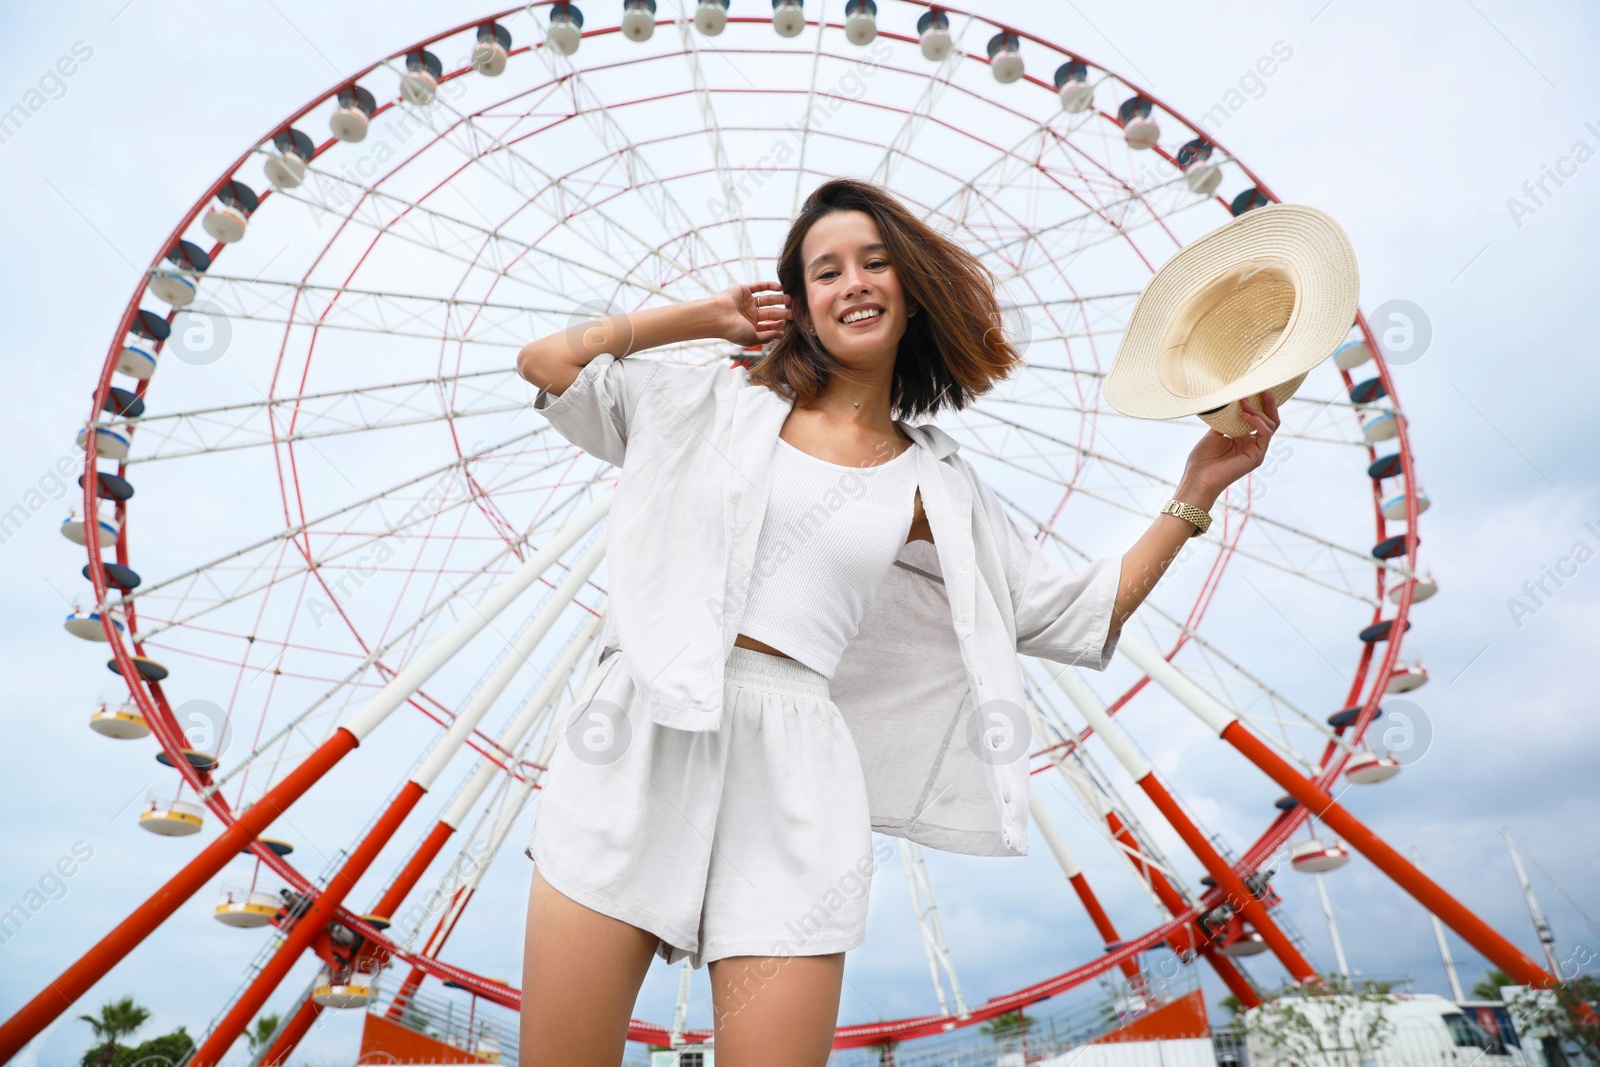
[748,176,1022,421]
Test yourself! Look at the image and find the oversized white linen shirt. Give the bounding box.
[532,352,1124,857]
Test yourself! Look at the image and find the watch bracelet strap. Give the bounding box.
[1161,498,1211,537]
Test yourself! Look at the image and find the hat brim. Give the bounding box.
[1104,203,1359,422]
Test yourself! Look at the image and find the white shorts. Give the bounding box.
[524,644,879,969]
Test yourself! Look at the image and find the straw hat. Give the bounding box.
[1105,203,1359,437]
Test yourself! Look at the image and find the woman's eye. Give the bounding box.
[818,261,888,280]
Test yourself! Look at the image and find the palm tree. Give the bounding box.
[245,1013,282,1058]
[1471,969,1513,1001]
[78,996,150,1067]
[981,1009,1037,1039]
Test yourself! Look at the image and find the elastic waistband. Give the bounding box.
[724,645,831,699]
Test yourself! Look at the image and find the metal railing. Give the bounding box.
[823,968,1205,1067]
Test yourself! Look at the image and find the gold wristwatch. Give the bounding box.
[1160,498,1212,538]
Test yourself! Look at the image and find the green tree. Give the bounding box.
[1506,974,1600,1067]
[121,1026,194,1067]
[77,996,150,1067]
[1217,994,1248,1034]
[981,1008,1038,1040]
[1242,972,1396,1067]
[245,1013,282,1058]
[398,1000,441,1038]
[1472,969,1513,1001]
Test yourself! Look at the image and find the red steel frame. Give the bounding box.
[243,809,462,1062]
[0,2,1553,1060]
[1103,811,1262,1010]
[1221,723,1551,988]
[1135,776,1316,983]
[188,781,428,1065]
[1066,872,1144,986]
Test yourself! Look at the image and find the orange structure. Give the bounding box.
[1093,989,1210,1044]
[358,1010,489,1065]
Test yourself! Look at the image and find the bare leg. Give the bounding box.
[520,865,660,1067]
[709,953,846,1066]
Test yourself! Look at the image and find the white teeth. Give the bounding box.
[843,308,881,324]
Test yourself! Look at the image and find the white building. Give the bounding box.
[1243,992,1529,1067]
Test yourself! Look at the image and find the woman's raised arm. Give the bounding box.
[516,282,793,397]
[1110,390,1282,634]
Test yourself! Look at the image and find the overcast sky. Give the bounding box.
[2,1,1597,1065]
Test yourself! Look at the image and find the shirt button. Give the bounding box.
[1002,788,1013,803]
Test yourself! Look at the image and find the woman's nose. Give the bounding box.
[840,269,870,297]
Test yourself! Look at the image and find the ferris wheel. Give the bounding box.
[3,1,1562,1063]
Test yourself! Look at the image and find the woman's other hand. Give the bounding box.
[1178,389,1282,508]
[713,280,792,347]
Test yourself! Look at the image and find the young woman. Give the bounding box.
[515,177,1279,1066]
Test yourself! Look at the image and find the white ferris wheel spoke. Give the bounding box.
[107,438,586,626]
[485,31,739,294]
[259,156,675,306]
[294,55,729,304]
[677,16,758,283]
[198,544,601,803]
[1025,687,1191,897]
[897,839,970,1020]
[875,15,984,190]
[397,611,605,954]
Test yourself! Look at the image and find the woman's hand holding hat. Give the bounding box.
[1176,389,1280,508]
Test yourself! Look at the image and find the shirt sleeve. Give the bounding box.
[530,352,676,468]
[1013,541,1124,670]
[969,465,1124,670]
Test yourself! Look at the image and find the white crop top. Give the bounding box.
[737,437,921,678]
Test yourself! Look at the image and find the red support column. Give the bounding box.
[1137,775,1317,983]
[1104,811,1199,956]
[1221,723,1555,989]
[1104,812,1261,1008]
[1204,944,1264,1008]
[386,884,476,1021]
[373,821,455,918]
[1067,872,1142,982]
[260,995,321,1066]
[189,779,430,1067]
[0,729,360,1063]
[267,819,458,1065]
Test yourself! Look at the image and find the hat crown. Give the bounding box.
[1156,256,1301,400]
[1105,203,1359,437]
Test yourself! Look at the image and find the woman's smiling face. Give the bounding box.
[799,209,912,372]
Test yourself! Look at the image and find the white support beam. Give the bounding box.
[345,492,611,742]
[897,839,969,1020]
[1111,634,1240,737]
[1026,784,1082,881]
[441,606,608,829]
[412,534,608,788]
